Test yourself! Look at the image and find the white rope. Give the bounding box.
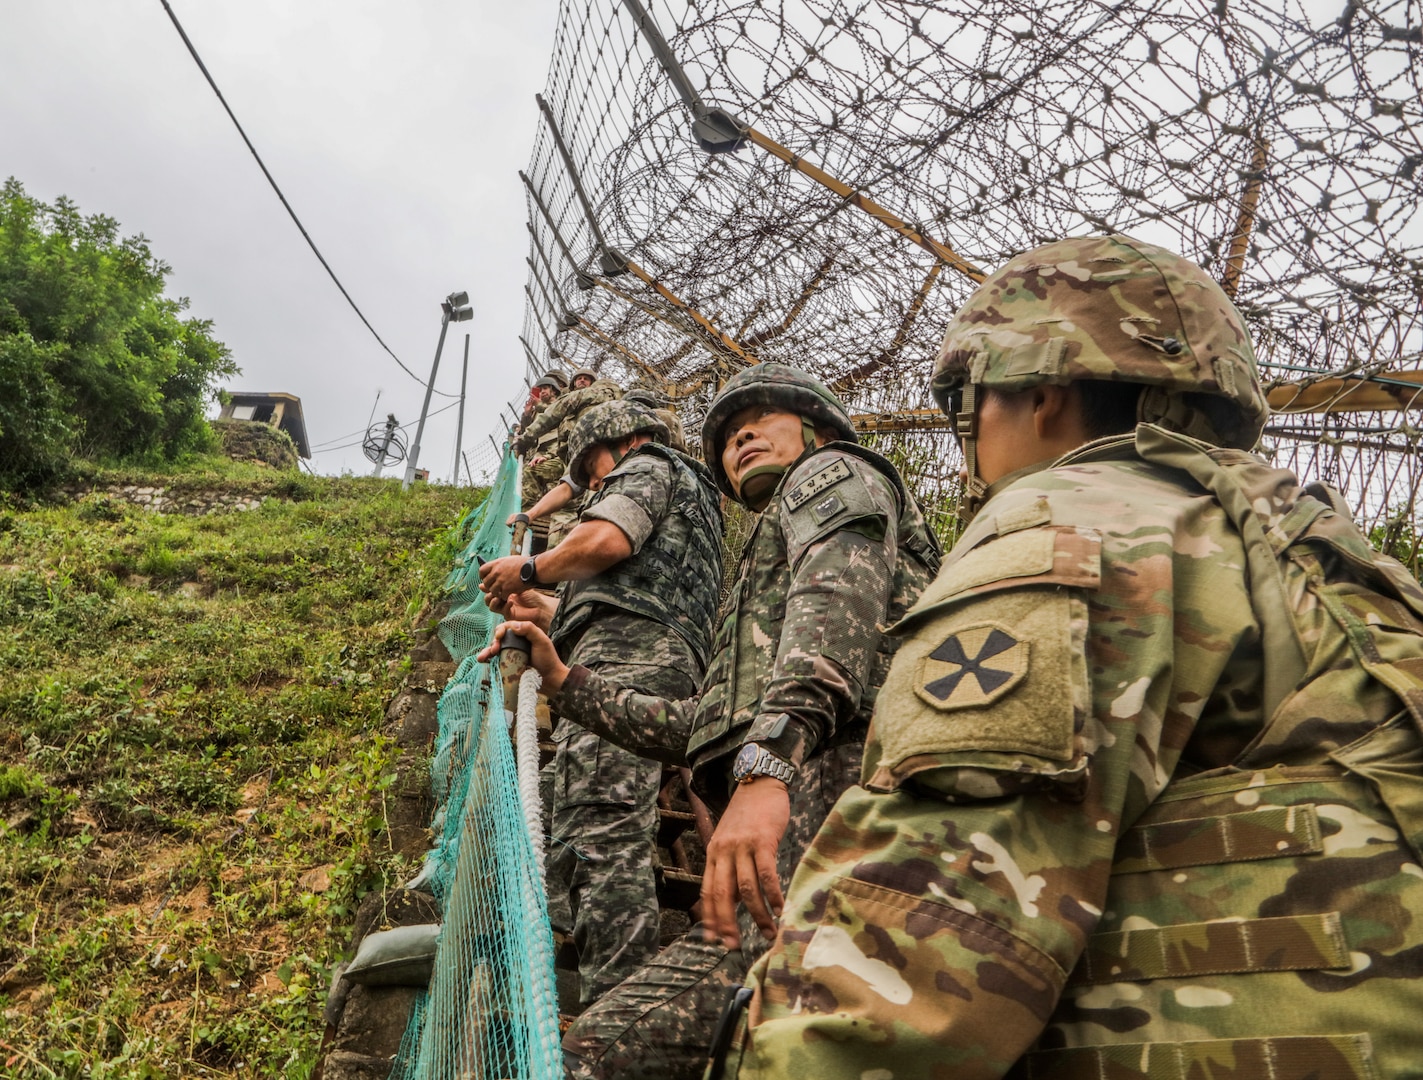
[515,666,546,889]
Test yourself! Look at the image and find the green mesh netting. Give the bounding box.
[393,449,562,1080]
[437,449,526,664]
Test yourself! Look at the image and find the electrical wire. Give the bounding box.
[156,0,455,397]
[307,399,464,457]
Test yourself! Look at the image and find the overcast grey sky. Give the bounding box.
[1,0,557,480]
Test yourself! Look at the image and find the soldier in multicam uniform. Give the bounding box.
[718,235,1423,1080]
[482,364,941,1079]
[481,399,724,1007]
[514,367,624,546]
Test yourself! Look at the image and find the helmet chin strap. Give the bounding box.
[955,383,990,524]
[733,417,821,511]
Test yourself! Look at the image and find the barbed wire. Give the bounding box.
[519,0,1422,535]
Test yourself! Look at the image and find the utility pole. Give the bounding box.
[404,290,472,491]
[452,333,470,485]
[371,414,399,478]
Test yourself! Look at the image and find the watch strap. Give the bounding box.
[737,743,796,785]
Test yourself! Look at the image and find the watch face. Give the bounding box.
[731,743,760,781]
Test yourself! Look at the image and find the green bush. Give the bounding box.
[0,178,238,490]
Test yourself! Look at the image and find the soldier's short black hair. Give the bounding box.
[1077,380,1142,440]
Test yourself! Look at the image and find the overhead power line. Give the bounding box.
[157,0,454,397]
[307,399,464,457]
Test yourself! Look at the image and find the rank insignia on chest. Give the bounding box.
[915,624,1030,710]
[785,459,851,510]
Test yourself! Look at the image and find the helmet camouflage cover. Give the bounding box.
[701,363,858,504]
[571,367,599,383]
[542,368,570,388]
[932,233,1269,451]
[566,399,670,487]
[623,386,670,409]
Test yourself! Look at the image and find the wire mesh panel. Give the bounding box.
[394,450,562,1080]
[521,0,1422,534]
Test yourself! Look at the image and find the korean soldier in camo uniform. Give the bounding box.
[520,374,570,551]
[483,364,941,1078]
[482,400,724,1007]
[516,367,625,546]
[718,235,1423,1080]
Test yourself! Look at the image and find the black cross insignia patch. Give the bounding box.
[915,624,1029,710]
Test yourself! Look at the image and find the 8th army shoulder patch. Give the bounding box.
[916,623,1029,709]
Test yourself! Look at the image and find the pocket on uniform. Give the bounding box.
[755,873,1062,1061]
[1330,712,1423,864]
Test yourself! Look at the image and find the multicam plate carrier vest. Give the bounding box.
[1025,428,1423,1080]
[687,442,941,808]
[549,443,723,669]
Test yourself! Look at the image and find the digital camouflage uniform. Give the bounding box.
[547,416,723,1006]
[723,236,1423,1080]
[553,368,941,1079]
[519,377,624,546]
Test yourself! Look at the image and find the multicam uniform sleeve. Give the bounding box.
[742,451,902,767]
[518,388,581,445]
[727,470,1262,1080]
[548,664,695,766]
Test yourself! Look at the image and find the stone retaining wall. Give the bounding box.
[63,484,270,515]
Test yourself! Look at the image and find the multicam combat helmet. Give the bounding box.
[566,400,669,487]
[701,363,857,509]
[933,233,1269,518]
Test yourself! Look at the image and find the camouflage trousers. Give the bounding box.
[546,508,579,548]
[550,659,698,1007]
[522,454,567,519]
[562,735,866,1079]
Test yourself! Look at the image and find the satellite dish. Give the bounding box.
[363,415,408,466]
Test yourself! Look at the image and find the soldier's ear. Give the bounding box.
[1031,384,1093,449]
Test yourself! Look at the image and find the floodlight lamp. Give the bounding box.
[453,305,474,322]
[447,290,470,307]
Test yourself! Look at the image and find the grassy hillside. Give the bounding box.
[0,466,480,1078]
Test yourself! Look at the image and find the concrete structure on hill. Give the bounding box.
[218,392,311,459]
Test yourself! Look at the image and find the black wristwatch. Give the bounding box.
[731,742,796,786]
[518,556,541,585]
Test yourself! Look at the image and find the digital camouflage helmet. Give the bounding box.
[566,400,669,488]
[623,387,670,409]
[933,233,1269,518]
[702,363,857,510]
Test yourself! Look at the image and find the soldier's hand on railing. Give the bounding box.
[478,555,525,602]
[478,621,569,693]
[486,588,557,631]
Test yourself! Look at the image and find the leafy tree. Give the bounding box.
[0,178,239,489]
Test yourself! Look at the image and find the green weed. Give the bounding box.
[0,469,485,1077]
